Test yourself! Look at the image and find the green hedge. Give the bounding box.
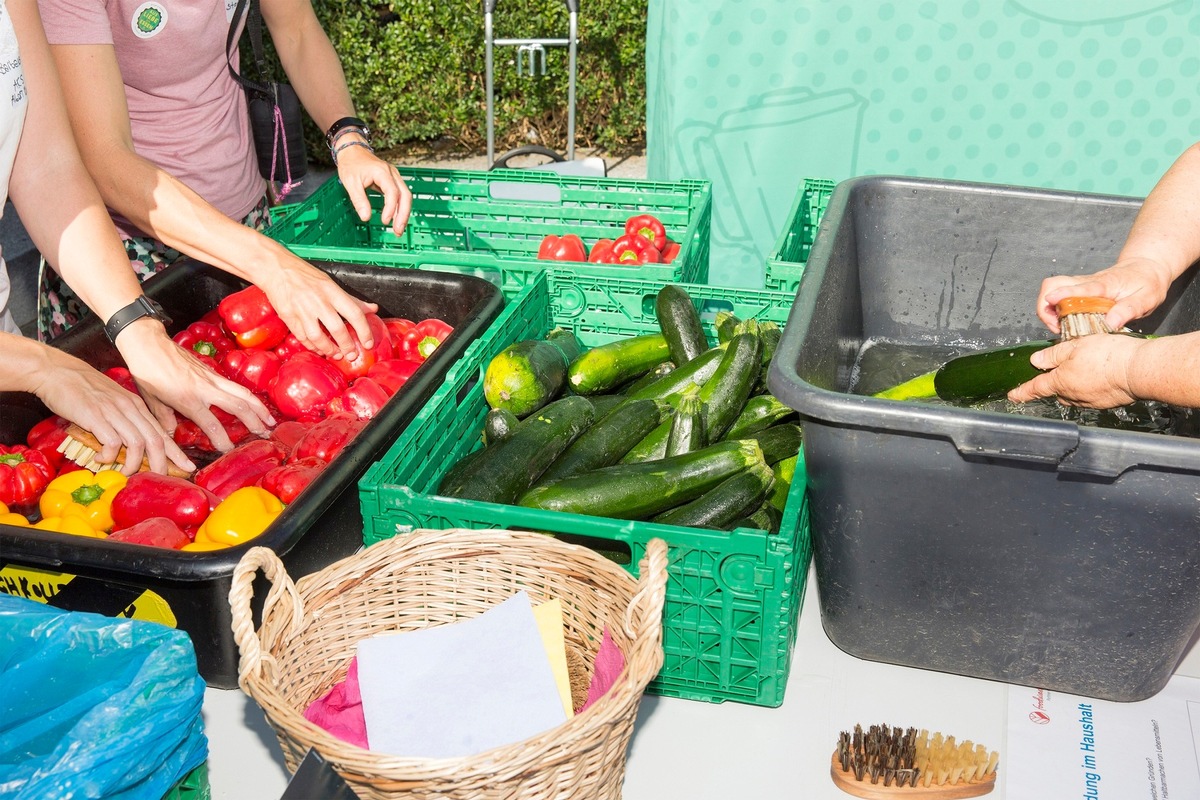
[307,0,647,161]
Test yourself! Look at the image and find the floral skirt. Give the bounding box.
[37,197,273,342]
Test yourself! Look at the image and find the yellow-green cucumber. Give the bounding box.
[651,461,775,529]
[665,384,706,457]
[443,395,594,503]
[723,394,795,439]
[518,439,765,520]
[622,324,763,463]
[656,284,708,365]
[624,343,727,403]
[566,333,671,395]
[872,370,938,401]
[535,397,671,485]
[483,328,583,418]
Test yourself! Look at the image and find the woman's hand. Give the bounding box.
[114,319,275,452]
[1007,334,1147,409]
[25,343,192,476]
[335,141,413,236]
[1035,257,1175,334]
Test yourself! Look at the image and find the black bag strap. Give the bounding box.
[226,0,273,98]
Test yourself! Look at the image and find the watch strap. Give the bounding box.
[325,116,369,148]
[104,295,171,343]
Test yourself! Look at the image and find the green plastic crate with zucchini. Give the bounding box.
[765,177,834,293]
[265,167,712,299]
[358,269,810,707]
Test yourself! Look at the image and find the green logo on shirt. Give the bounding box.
[131,2,168,38]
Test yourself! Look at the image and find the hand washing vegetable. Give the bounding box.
[329,313,393,380]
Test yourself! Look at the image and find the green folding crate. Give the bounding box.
[163,763,210,800]
[765,177,835,294]
[358,269,811,707]
[266,167,712,299]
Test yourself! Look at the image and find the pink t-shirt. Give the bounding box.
[37,0,265,237]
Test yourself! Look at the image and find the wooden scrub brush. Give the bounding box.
[831,723,999,799]
[58,424,192,479]
[1056,296,1116,340]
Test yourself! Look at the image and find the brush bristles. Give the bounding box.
[834,724,999,788]
[1059,311,1113,340]
[57,435,121,474]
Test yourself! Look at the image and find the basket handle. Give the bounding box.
[228,545,305,688]
[624,538,668,640]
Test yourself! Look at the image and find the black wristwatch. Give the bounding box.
[325,116,370,148]
[104,295,172,343]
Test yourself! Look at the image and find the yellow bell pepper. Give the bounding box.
[38,470,127,533]
[196,486,283,545]
[34,515,106,538]
[181,536,229,552]
[0,500,28,527]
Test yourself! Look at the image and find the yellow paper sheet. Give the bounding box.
[532,598,573,717]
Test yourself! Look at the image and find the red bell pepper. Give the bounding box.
[269,420,309,454]
[0,444,55,509]
[220,349,281,395]
[327,377,390,420]
[611,233,661,265]
[104,366,140,395]
[194,438,289,500]
[661,240,681,264]
[401,318,454,362]
[259,456,326,504]
[366,358,422,395]
[624,213,668,252]
[172,407,254,453]
[26,416,71,472]
[329,313,394,381]
[290,415,365,464]
[110,472,219,536]
[588,238,616,264]
[107,516,193,549]
[173,321,235,360]
[268,352,348,421]
[537,234,587,262]
[217,285,289,350]
[381,317,415,346]
[273,333,309,362]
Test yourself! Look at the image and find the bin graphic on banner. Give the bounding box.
[674,87,866,287]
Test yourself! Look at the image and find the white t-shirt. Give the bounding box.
[0,0,29,335]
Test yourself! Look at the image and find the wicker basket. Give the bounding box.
[229,528,668,800]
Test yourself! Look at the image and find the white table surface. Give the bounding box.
[202,561,1200,799]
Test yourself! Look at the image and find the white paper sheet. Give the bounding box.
[356,591,567,759]
[1006,675,1200,800]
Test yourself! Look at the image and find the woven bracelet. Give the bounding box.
[332,139,375,165]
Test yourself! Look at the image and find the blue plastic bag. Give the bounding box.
[0,594,207,799]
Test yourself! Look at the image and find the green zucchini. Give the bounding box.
[535,398,671,484]
[436,443,488,496]
[767,453,798,515]
[715,311,741,344]
[483,407,520,446]
[622,326,762,463]
[483,329,581,418]
[723,394,796,439]
[624,343,727,403]
[753,322,784,394]
[619,361,675,396]
[566,333,671,396]
[933,339,1055,403]
[735,422,803,465]
[665,385,706,457]
[518,439,765,520]
[656,284,708,365]
[445,396,595,503]
[588,394,629,421]
[652,461,775,529]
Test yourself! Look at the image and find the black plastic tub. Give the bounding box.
[0,259,503,688]
[768,175,1200,702]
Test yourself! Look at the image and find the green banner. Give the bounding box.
[648,1,1200,286]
